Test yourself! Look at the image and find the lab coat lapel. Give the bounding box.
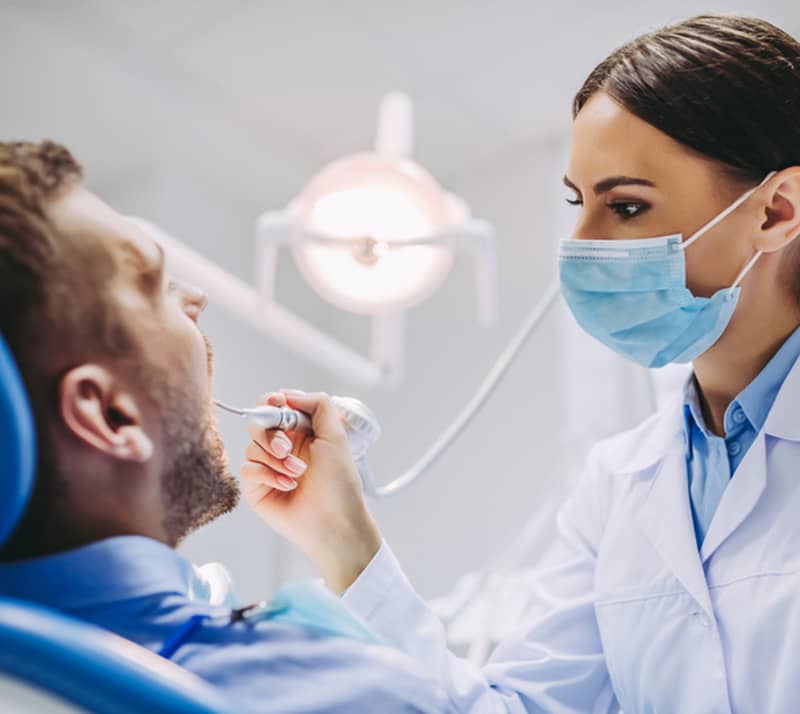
[635,440,713,616]
[699,355,800,561]
[699,433,766,564]
[761,353,800,444]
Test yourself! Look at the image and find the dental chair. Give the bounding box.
[0,334,230,713]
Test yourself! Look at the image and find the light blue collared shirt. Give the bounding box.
[684,325,800,547]
[0,535,446,713]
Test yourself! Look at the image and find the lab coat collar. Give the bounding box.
[698,355,800,561]
[763,352,800,441]
[598,353,800,616]
[699,433,766,563]
[630,355,800,586]
[600,392,687,476]
[610,350,800,476]
[0,535,195,611]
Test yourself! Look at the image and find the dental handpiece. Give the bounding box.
[214,396,382,493]
[214,400,313,433]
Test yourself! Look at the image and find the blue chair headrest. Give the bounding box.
[0,332,36,548]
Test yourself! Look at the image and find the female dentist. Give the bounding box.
[240,13,800,714]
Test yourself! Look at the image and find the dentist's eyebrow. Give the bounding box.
[563,175,656,195]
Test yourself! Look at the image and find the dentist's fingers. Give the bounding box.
[240,460,297,493]
[245,440,307,479]
[247,392,293,458]
[280,390,348,443]
[247,422,300,460]
[257,392,287,408]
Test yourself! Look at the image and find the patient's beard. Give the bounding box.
[150,372,240,546]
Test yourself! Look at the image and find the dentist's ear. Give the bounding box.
[755,168,800,253]
[59,365,154,463]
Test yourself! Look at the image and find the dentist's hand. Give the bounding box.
[240,390,382,593]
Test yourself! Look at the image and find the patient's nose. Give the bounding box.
[183,283,208,321]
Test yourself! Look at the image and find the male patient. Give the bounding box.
[0,141,445,713]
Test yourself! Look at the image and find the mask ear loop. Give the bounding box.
[669,171,777,298]
[676,170,777,253]
[726,250,763,298]
[725,171,779,297]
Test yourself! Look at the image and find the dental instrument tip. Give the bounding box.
[213,400,246,416]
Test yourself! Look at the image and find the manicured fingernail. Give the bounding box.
[273,434,291,456]
[285,455,307,475]
[278,476,297,490]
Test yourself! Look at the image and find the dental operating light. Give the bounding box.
[133,92,497,388]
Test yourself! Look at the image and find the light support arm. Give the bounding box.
[134,215,495,387]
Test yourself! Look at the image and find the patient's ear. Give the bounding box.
[59,365,153,463]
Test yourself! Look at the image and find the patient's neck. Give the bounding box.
[0,525,163,562]
[1,518,111,562]
[0,493,163,562]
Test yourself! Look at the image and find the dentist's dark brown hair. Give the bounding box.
[574,14,800,185]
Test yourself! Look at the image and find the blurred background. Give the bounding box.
[2,0,798,608]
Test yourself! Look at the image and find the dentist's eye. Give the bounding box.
[565,197,582,206]
[609,201,648,219]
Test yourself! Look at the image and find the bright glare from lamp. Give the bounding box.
[310,186,433,240]
[291,153,455,315]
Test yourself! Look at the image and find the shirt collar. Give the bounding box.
[0,535,194,611]
[682,379,704,459]
[682,325,800,443]
[683,378,705,430]
[736,325,800,432]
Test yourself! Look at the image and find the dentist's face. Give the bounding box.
[564,91,766,300]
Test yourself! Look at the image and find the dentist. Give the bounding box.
[242,14,800,713]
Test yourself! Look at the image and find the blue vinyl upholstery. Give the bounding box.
[0,332,35,547]
[0,598,230,713]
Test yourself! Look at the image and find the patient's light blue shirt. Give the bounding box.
[0,535,446,713]
[684,326,800,547]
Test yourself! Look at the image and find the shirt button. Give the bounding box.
[727,440,742,457]
[732,407,747,425]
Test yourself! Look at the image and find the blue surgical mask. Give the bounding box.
[558,171,776,368]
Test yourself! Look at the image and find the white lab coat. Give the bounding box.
[343,357,800,713]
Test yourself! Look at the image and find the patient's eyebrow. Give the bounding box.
[563,175,656,195]
[120,239,165,292]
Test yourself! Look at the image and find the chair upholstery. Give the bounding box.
[0,598,230,713]
[0,332,35,547]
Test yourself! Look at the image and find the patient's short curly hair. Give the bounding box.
[1,141,83,358]
[0,141,125,388]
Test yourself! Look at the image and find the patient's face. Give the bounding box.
[47,186,239,544]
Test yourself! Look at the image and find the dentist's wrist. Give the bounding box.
[311,510,382,594]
